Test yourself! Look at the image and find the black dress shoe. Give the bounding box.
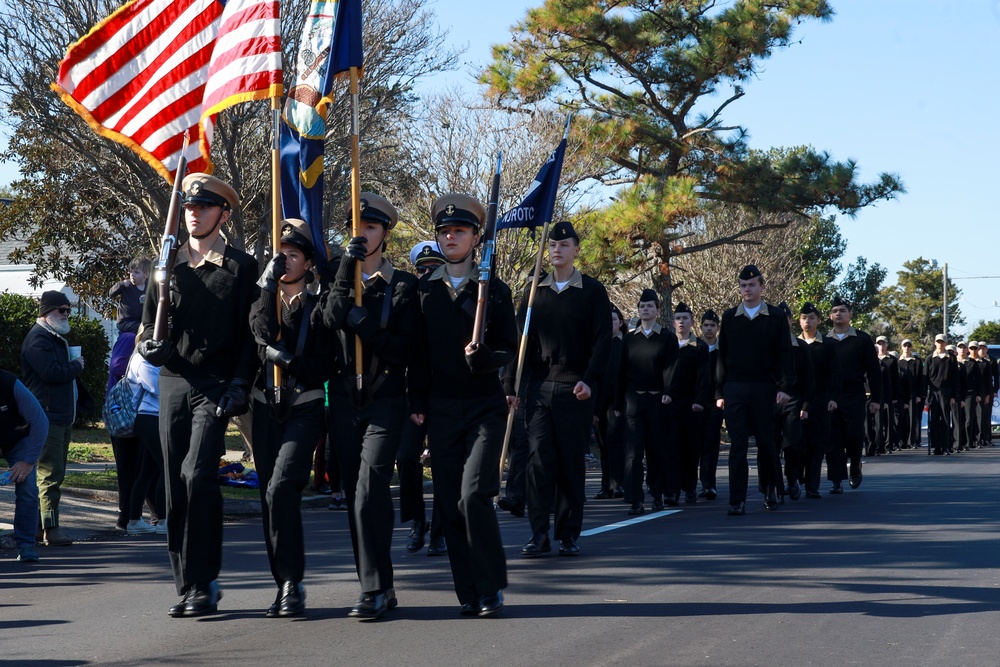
[787,482,801,501]
[169,589,194,618]
[349,587,396,620]
[558,538,580,556]
[265,588,282,618]
[829,482,844,494]
[426,536,447,556]
[627,501,645,516]
[184,581,222,617]
[704,488,717,500]
[594,489,612,500]
[651,497,664,511]
[521,533,550,558]
[763,493,779,511]
[805,490,822,499]
[406,519,428,552]
[278,581,306,617]
[478,590,504,616]
[612,487,625,498]
[684,491,697,504]
[496,497,525,517]
[849,464,863,489]
[664,493,680,507]
[727,502,745,516]
[460,602,479,616]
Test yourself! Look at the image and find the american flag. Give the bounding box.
[52,0,281,182]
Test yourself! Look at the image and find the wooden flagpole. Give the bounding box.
[349,65,364,391]
[270,96,284,403]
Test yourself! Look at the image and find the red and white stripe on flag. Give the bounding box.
[52,0,281,183]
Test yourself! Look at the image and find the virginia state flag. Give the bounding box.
[279,0,363,267]
[498,137,567,231]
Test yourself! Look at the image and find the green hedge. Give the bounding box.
[0,290,109,425]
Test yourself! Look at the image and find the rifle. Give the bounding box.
[472,152,502,345]
[152,132,189,341]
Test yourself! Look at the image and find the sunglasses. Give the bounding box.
[57,307,72,315]
[415,265,439,275]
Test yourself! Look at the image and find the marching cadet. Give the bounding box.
[798,302,833,499]
[824,297,881,493]
[866,336,898,456]
[698,310,723,500]
[975,342,996,447]
[409,194,517,616]
[614,289,675,515]
[593,303,626,501]
[925,335,958,456]
[507,221,611,557]
[138,173,259,617]
[896,339,923,450]
[970,341,990,449]
[716,265,794,515]
[956,341,980,451]
[317,193,419,619]
[773,302,813,502]
[249,219,335,617]
[664,302,710,505]
[398,241,447,556]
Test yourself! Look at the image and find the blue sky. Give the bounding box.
[4,0,1000,335]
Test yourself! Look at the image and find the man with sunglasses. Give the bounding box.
[20,290,85,547]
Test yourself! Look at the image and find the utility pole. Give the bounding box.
[943,262,949,340]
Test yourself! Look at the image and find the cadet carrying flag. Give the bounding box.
[279,0,363,268]
[497,136,567,231]
[52,0,282,181]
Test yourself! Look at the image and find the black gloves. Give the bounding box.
[138,339,173,367]
[346,305,380,340]
[257,253,287,293]
[336,236,368,282]
[216,379,251,418]
[465,342,498,374]
[265,343,294,370]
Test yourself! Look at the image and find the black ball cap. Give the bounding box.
[550,221,579,242]
[830,295,851,310]
[777,301,792,318]
[738,264,762,281]
[610,303,623,320]
[638,288,659,306]
[674,301,692,315]
[800,302,820,316]
[701,309,719,323]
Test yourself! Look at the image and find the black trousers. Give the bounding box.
[623,391,665,504]
[252,397,325,586]
[912,398,924,446]
[111,434,142,526]
[525,381,592,540]
[396,417,443,540]
[158,374,229,595]
[827,394,866,482]
[667,401,704,497]
[502,402,529,505]
[927,391,951,454]
[700,406,723,491]
[724,382,779,505]
[594,404,625,493]
[428,394,508,605]
[897,399,916,448]
[774,400,802,488]
[330,393,404,594]
[981,396,992,444]
[801,397,830,494]
[132,414,165,521]
[962,397,979,449]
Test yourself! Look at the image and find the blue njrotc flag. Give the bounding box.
[279,0,363,268]
[497,136,567,232]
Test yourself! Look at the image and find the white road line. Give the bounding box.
[580,510,682,537]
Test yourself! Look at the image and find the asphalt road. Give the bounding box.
[3,447,1000,667]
